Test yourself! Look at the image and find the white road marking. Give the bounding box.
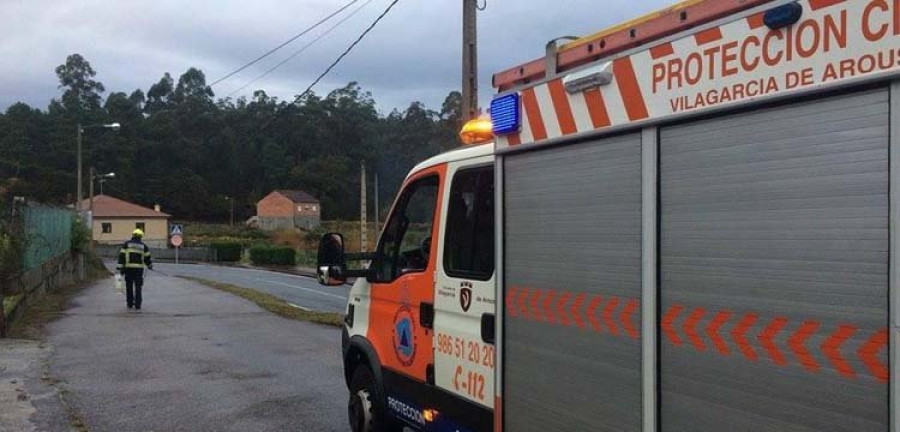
[148,262,347,302]
[154,264,328,285]
[249,278,346,300]
[212,265,318,281]
[287,302,311,311]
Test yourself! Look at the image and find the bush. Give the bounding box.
[210,241,242,262]
[249,245,296,266]
[296,249,317,267]
[271,229,302,247]
[70,217,90,253]
[0,231,24,279]
[303,226,327,245]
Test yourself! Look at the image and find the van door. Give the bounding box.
[433,161,495,431]
[503,133,644,431]
[367,166,444,430]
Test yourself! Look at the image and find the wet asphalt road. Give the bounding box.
[104,261,350,313]
[47,274,348,432]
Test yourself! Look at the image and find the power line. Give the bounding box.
[208,0,360,88]
[227,0,375,99]
[261,0,402,131]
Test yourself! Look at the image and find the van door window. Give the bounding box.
[372,175,439,282]
[444,166,494,280]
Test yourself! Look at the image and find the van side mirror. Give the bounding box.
[317,233,346,286]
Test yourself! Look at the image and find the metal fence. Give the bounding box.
[23,204,73,271]
[95,244,216,263]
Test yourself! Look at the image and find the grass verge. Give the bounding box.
[179,276,343,327]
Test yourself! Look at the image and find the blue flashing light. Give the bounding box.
[490,93,520,135]
[764,2,802,30]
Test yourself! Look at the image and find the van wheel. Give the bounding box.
[349,366,387,432]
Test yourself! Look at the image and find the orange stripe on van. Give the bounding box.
[506,133,522,146]
[521,88,548,141]
[649,42,675,60]
[613,57,650,121]
[746,12,765,29]
[547,79,577,135]
[694,27,723,45]
[583,88,612,128]
[808,0,845,10]
[509,286,890,382]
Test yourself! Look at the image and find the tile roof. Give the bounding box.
[79,195,171,218]
[274,190,320,204]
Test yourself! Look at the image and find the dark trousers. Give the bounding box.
[123,269,144,307]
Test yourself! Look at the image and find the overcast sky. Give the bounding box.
[1,0,671,115]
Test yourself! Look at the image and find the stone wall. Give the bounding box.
[0,253,83,337]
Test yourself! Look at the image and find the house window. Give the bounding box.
[298,205,303,212]
[135,222,146,232]
[102,223,112,234]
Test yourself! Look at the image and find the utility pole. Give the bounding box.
[360,162,367,253]
[462,0,479,122]
[76,124,83,209]
[226,196,234,228]
[88,167,96,253]
[374,172,379,236]
[89,167,95,217]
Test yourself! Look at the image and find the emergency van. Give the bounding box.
[318,0,899,430]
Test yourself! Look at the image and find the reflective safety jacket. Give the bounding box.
[117,238,152,271]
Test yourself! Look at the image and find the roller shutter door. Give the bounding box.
[504,133,643,431]
[659,88,890,431]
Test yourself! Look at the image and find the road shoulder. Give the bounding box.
[179,276,342,326]
[0,339,79,432]
[44,271,347,431]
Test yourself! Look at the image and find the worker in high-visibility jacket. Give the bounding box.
[117,229,153,310]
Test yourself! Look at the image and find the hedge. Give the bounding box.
[249,245,296,266]
[210,241,243,262]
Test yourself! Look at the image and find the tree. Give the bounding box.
[145,73,174,114]
[440,91,462,125]
[128,89,146,109]
[261,140,290,189]
[2,53,460,221]
[104,92,142,122]
[173,68,214,109]
[55,54,105,115]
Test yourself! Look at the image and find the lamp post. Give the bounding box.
[76,122,120,209]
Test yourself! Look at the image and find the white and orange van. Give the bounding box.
[320,0,900,431]
[318,124,496,432]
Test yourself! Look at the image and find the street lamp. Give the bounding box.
[89,169,115,213]
[76,122,120,210]
[98,175,114,195]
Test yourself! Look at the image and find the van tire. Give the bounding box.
[349,365,391,432]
